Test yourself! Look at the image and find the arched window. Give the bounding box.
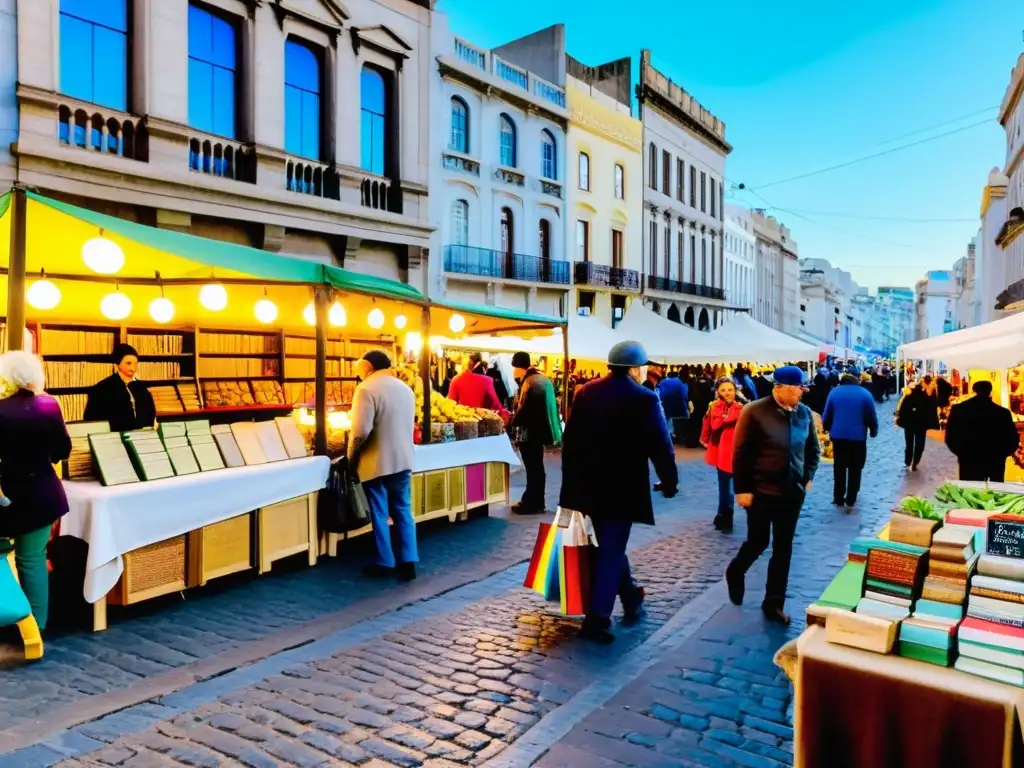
[648,142,657,189]
[500,207,514,258]
[60,0,129,111]
[541,129,556,180]
[684,307,695,327]
[539,219,551,260]
[667,304,681,324]
[499,114,516,167]
[450,97,468,153]
[451,200,468,246]
[187,3,238,137]
[614,164,624,199]
[360,66,388,175]
[578,152,590,191]
[285,39,322,160]
[698,308,710,331]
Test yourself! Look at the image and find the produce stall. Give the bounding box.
[779,479,1024,767]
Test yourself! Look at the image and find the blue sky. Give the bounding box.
[436,0,1023,290]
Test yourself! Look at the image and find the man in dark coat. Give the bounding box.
[945,381,1019,482]
[510,352,562,515]
[657,370,688,444]
[560,341,678,644]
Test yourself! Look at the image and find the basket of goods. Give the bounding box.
[454,420,478,441]
[476,409,505,437]
[430,422,456,444]
[202,380,255,408]
[251,380,286,405]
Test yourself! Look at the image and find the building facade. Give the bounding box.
[876,287,915,350]
[914,270,954,340]
[563,55,642,328]
[724,203,755,315]
[995,53,1024,312]
[13,0,433,290]
[429,20,570,318]
[637,50,730,331]
[950,242,978,330]
[979,169,1008,321]
[750,209,799,332]
[0,0,15,188]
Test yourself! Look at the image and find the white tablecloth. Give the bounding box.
[412,434,520,473]
[62,456,330,603]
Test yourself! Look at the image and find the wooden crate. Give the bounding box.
[465,464,487,509]
[187,513,252,587]
[486,462,508,504]
[258,492,318,573]
[447,466,466,514]
[410,472,424,517]
[107,535,187,606]
[422,470,448,517]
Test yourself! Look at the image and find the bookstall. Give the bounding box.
[0,189,555,633]
[778,479,1024,768]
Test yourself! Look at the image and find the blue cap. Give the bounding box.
[773,365,806,387]
[608,340,649,368]
[847,365,861,377]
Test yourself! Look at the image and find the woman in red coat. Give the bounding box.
[701,378,744,534]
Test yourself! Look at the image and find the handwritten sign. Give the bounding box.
[987,516,1024,559]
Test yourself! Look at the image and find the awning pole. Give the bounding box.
[561,326,570,418]
[6,187,27,351]
[313,285,329,456]
[420,305,432,441]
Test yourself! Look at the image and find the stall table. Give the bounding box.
[61,456,330,630]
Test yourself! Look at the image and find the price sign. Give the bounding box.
[987,515,1024,559]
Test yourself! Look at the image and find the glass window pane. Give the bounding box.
[286,41,319,93]
[302,91,320,159]
[361,68,385,115]
[62,0,127,31]
[188,59,212,132]
[92,26,127,111]
[188,4,212,62]
[210,14,236,70]
[285,85,302,156]
[212,65,235,138]
[371,116,385,175]
[361,111,372,171]
[60,14,94,102]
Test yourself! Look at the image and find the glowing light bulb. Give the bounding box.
[199,283,228,311]
[394,313,408,330]
[368,308,385,329]
[448,314,466,333]
[329,302,347,327]
[405,332,423,355]
[100,291,132,320]
[27,280,61,310]
[303,302,316,326]
[149,297,175,324]
[82,236,125,275]
[254,298,278,324]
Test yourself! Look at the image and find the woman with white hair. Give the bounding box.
[0,350,72,632]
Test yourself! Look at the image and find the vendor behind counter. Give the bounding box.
[83,344,156,432]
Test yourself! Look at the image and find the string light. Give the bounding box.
[199,283,228,311]
[26,271,61,310]
[101,289,132,320]
[255,289,277,324]
[82,231,125,275]
[329,301,347,327]
[303,302,316,326]
[449,313,466,333]
[368,306,385,329]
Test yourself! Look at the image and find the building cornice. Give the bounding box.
[438,58,569,128]
[999,53,1024,127]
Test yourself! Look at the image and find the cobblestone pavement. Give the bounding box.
[1,410,957,767]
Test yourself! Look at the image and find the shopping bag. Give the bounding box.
[318,457,370,533]
[0,549,31,627]
[524,509,565,599]
[558,511,593,616]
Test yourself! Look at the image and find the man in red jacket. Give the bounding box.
[447,353,510,420]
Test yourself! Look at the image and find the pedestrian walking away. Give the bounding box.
[726,366,821,626]
[348,350,419,582]
[822,366,879,510]
[896,379,939,471]
[559,340,678,645]
[510,351,562,515]
[701,377,744,533]
[657,369,689,444]
[945,380,1019,482]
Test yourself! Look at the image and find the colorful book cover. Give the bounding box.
[899,640,952,667]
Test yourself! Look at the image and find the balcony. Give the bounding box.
[442,151,480,176]
[539,178,563,199]
[285,159,340,199]
[574,262,641,292]
[188,130,257,184]
[451,37,567,112]
[444,245,570,285]
[646,275,683,293]
[494,166,526,187]
[680,282,726,301]
[57,101,149,161]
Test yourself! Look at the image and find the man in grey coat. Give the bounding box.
[349,350,418,581]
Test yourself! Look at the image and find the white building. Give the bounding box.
[876,287,916,350]
[994,53,1024,313]
[724,204,755,315]
[751,210,799,332]
[0,0,15,188]
[915,270,955,340]
[637,50,730,331]
[978,169,1008,322]
[430,21,571,318]
[951,242,978,330]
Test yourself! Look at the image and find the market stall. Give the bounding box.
[0,188,529,635]
[711,313,820,365]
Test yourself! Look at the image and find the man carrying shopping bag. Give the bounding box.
[559,341,678,644]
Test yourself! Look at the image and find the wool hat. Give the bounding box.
[773,365,806,387]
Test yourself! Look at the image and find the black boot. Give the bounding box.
[578,616,615,645]
[621,587,646,627]
[397,562,417,582]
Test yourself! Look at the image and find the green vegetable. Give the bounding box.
[899,496,941,520]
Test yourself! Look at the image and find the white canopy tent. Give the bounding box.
[615,302,727,364]
[438,315,625,363]
[711,314,820,364]
[900,312,1024,362]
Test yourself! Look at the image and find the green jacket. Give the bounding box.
[512,369,562,446]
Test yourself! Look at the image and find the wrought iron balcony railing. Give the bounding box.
[574,262,641,292]
[444,246,570,285]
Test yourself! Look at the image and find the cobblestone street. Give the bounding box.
[0,409,956,767]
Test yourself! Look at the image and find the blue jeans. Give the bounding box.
[588,519,638,621]
[717,470,734,522]
[362,470,418,568]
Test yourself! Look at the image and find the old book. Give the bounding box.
[960,639,1024,670]
[916,599,965,621]
[930,543,976,564]
[947,508,998,527]
[856,598,911,622]
[214,431,245,468]
[256,421,288,463]
[158,421,187,439]
[230,423,267,466]
[826,610,898,654]
[934,523,978,548]
[955,656,1024,687]
[866,549,923,585]
[971,587,1024,605]
[971,595,1024,619]
[978,554,1024,581]
[864,579,913,598]
[818,561,866,611]
[899,640,952,666]
[275,416,308,459]
[968,606,1024,630]
[928,556,978,580]
[974,574,1024,594]
[191,441,225,472]
[167,445,200,476]
[901,617,957,648]
[89,433,139,486]
[888,513,940,548]
[863,590,913,608]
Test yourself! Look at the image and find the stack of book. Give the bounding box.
[158,422,199,476]
[186,420,225,472]
[955,548,1024,685]
[856,544,928,621]
[123,430,175,481]
[921,524,979,612]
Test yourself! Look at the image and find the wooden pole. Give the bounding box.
[420,304,432,442]
[6,188,27,351]
[314,285,329,456]
[561,325,570,418]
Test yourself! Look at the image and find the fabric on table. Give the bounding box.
[794,625,1024,768]
[61,456,330,603]
[0,526,52,629]
[411,435,520,474]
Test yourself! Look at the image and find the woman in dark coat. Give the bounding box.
[897,381,940,471]
[0,351,72,630]
[83,344,156,432]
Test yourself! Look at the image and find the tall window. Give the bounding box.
[541,129,556,179]
[676,159,684,201]
[700,172,707,212]
[664,224,671,278]
[60,0,128,111]
[612,229,623,269]
[578,152,590,191]
[499,114,517,167]
[500,208,514,258]
[188,3,238,138]
[678,231,685,281]
[450,97,469,152]
[662,151,671,195]
[614,164,624,199]
[648,143,657,189]
[576,220,590,261]
[451,200,468,246]
[360,66,388,175]
[539,220,551,259]
[690,233,696,282]
[710,178,717,218]
[689,166,697,207]
[720,184,725,221]
[284,39,321,159]
[649,221,658,276]
[711,239,716,286]
[701,238,707,284]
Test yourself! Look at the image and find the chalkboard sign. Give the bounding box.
[987,516,1024,559]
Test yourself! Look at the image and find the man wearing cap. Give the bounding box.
[349,350,418,581]
[726,365,820,625]
[822,365,878,510]
[509,352,562,515]
[561,340,678,644]
[83,343,157,432]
